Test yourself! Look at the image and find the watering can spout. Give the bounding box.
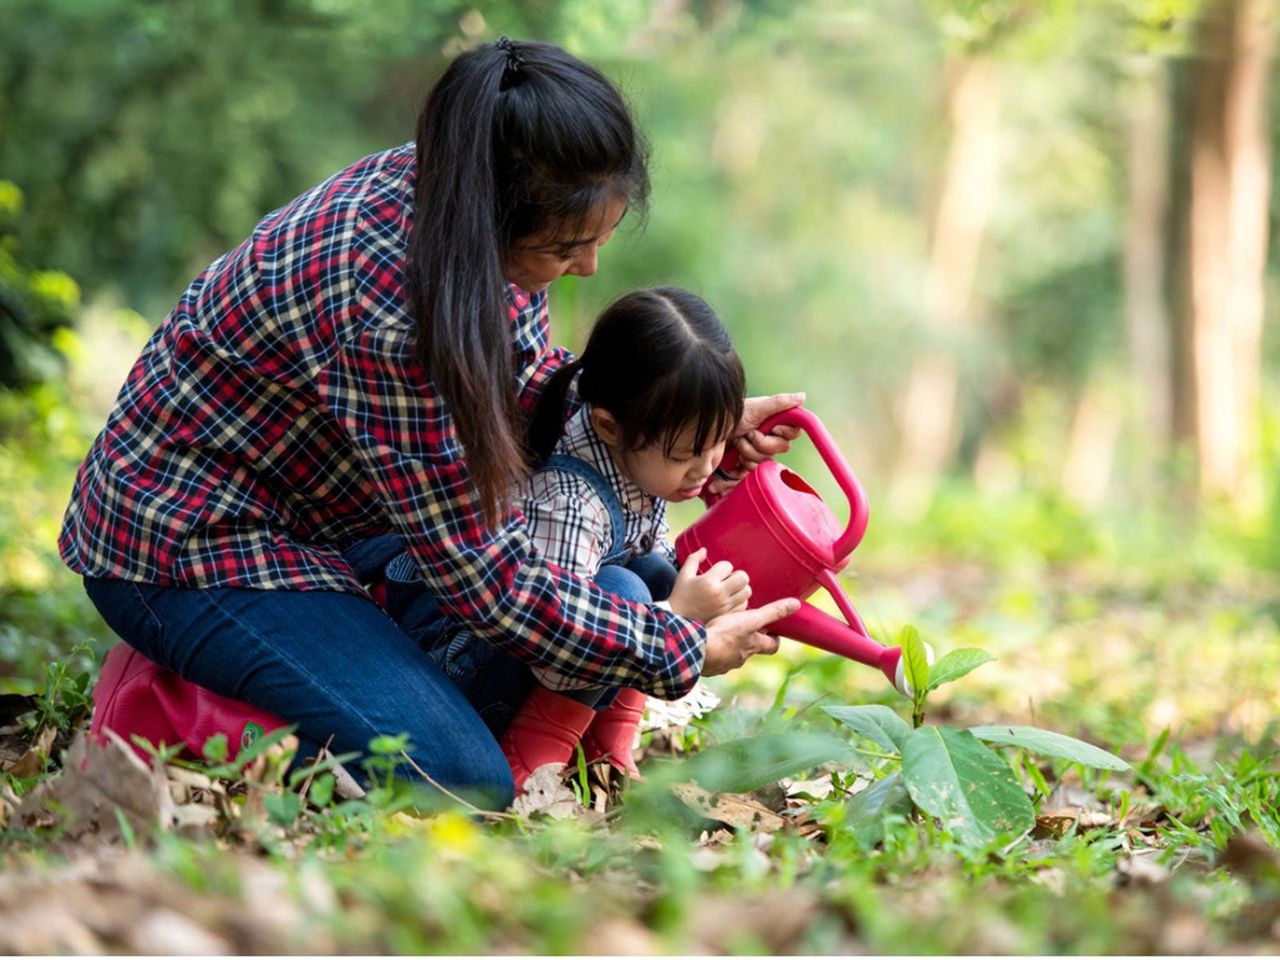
[772,602,907,694]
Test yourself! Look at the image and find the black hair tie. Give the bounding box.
[495,36,524,90]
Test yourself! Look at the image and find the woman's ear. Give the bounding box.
[590,407,624,447]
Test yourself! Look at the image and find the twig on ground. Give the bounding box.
[296,735,333,805]
[399,750,517,821]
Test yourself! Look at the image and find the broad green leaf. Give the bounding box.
[902,726,1034,847]
[900,625,930,699]
[824,705,912,753]
[307,773,335,807]
[263,791,303,827]
[968,725,1130,771]
[201,733,229,763]
[925,648,996,692]
[682,732,858,795]
[844,772,913,850]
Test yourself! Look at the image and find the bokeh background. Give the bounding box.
[2,0,1278,739]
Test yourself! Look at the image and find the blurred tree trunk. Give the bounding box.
[890,56,1001,516]
[1062,380,1123,508]
[1177,0,1274,506]
[1124,60,1173,457]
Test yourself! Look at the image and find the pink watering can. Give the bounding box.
[676,407,916,696]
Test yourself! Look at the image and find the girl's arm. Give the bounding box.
[517,477,612,580]
[653,513,678,566]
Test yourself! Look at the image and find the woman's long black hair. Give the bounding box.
[526,287,746,465]
[409,39,649,523]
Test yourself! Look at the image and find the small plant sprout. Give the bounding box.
[824,627,1129,850]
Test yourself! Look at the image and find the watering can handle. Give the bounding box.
[717,407,870,559]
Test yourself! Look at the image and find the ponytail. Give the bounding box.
[407,40,649,525]
[409,47,520,525]
[526,359,583,465]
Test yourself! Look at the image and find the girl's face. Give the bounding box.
[504,196,628,293]
[591,409,728,502]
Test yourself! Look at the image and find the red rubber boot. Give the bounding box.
[581,687,646,777]
[499,686,598,792]
[91,644,182,761]
[90,643,286,764]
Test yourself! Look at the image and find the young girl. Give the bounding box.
[408,286,752,789]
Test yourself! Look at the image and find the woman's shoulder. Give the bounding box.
[253,143,414,247]
[237,144,415,336]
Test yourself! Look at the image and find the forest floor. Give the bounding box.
[0,557,1277,954]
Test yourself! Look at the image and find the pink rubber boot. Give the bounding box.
[581,687,646,777]
[499,686,598,792]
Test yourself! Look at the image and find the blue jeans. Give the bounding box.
[414,551,678,735]
[81,543,676,810]
[83,574,516,809]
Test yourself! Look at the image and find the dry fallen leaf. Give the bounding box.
[686,891,820,953]
[1034,806,1115,838]
[15,731,173,842]
[640,683,721,733]
[1224,830,1280,880]
[1116,848,1172,886]
[511,764,582,819]
[3,726,56,778]
[784,774,836,801]
[672,781,786,832]
[583,915,660,955]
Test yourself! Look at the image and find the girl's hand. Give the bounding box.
[706,392,805,497]
[701,597,799,675]
[669,548,751,621]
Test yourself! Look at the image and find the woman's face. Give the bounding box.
[504,196,628,293]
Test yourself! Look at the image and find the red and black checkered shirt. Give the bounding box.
[58,144,706,698]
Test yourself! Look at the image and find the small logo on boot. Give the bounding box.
[241,721,264,752]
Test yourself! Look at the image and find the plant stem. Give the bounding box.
[853,746,902,762]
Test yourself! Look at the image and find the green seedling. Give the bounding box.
[824,627,1129,851]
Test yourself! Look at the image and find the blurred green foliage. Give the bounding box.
[0,181,79,386]
[0,0,1276,672]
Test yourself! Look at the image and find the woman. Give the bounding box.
[61,39,800,809]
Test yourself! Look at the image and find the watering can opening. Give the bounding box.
[774,463,855,544]
[779,468,817,497]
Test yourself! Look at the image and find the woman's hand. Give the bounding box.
[668,548,751,621]
[706,392,806,497]
[700,597,799,676]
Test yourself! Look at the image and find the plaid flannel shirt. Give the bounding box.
[520,406,678,692]
[58,143,706,698]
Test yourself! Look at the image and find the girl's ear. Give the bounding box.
[590,406,624,447]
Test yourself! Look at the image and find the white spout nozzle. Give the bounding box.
[893,642,936,698]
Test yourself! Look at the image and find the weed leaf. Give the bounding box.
[682,732,857,795]
[264,791,302,827]
[824,705,912,753]
[900,626,930,695]
[844,771,912,850]
[902,726,1034,846]
[925,649,995,692]
[968,725,1130,771]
